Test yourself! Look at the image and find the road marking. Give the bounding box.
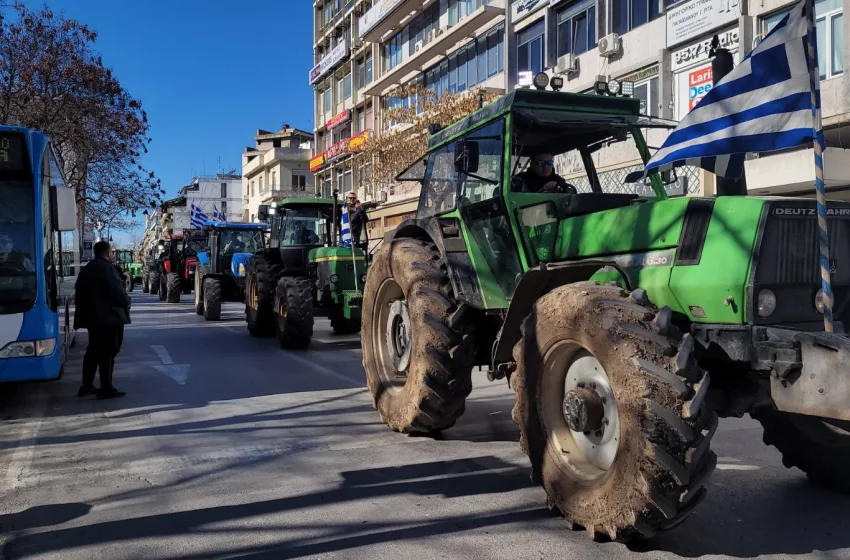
[716,464,761,471]
[313,335,361,344]
[286,352,363,389]
[150,345,190,385]
[3,394,47,490]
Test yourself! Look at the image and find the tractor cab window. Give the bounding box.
[219,229,263,256]
[184,238,206,256]
[280,209,325,246]
[456,120,504,205]
[417,144,457,218]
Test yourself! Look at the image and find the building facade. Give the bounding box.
[242,126,314,222]
[310,0,849,243]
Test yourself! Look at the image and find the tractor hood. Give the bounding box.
[231,253,252,278]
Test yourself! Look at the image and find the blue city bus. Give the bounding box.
[0,125,79,382]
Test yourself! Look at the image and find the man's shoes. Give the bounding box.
[77,385,97,397]
[96,387,127,399]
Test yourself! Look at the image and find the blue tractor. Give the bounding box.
[194,221,268,321]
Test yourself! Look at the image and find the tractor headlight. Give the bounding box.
[361,274,367,283]
[330,274,339,284]
[815,288,825,313]
[757,289,777,317]
[238,263,246,276]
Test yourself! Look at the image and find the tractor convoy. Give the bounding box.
[357,88,850,542]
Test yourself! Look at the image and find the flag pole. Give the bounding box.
[805,0,834,332]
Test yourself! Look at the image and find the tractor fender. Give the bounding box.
[196,251,210,267]
[491,260,632,364]
[231,253,252,278]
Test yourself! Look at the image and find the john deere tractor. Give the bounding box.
[194,221,267,321]
[361,88,850,541]
[245,196,367,349]
[113,249,139,292]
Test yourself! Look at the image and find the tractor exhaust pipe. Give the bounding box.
[332,189,339,245]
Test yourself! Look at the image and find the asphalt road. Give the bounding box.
[0,291,848,559]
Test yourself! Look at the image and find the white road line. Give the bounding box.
[3,395,47,490]
[716,464,761,471]
[286,352,363,389]
[151,345,173,365]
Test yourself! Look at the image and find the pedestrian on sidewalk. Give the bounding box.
[74,240,131,399]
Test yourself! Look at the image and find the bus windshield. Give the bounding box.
[218,229,263,255]
[0,132,37,315]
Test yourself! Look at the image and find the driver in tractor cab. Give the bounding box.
[0,232,34,272]
[222,232,246,255]
[513,151,578,194]
[291,222,319,245]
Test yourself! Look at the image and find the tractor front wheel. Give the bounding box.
[194,273,204,316]
[166,273,181,303]
[362,239,475,434]
[274,276,313,349]
[203,278,222,321]
[125,274,134,293]
[754,408,850,494]
[158,273,167,301]
[512,283,717,541]
[246,255,280,338]
[142,275,150,293]
[149,272,160,296]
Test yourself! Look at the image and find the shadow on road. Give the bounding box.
[2,456,540,558]
[0,503,91,534]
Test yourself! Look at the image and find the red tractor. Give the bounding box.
[156,231,205,303]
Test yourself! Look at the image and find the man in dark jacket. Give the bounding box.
[75,241,131,399]
[345,191,369,250]
[514,152,578,194]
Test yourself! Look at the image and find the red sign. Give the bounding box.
[326,110,351,129]
[326,138,349,161]
[309,151,327,172]
[688,66,713,111]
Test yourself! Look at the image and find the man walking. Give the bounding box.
[74,241,131,399]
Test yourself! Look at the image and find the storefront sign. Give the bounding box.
[326,138,350,162]
[666,0,741,48]
[326,110,351,130]
[688,66,713,111]
[310,151,327,172]
[359,0,405,38]
[347,129,370,152]
[309,40,348,85]
[513,0,548,23]
[671,28,739,71]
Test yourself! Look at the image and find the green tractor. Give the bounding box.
[113,249,140,292]
[245,196,367,349]
[361,88,850,540]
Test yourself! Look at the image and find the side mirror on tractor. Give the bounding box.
[257,205,269,222]
[454,140,480,175]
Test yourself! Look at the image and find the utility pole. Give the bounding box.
[711,35,748,196]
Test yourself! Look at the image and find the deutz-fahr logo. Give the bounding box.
[773,207,850,216]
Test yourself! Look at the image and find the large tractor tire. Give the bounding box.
[362,239,475,434]
[158,273,167,301]
[194,272,204,316]
[274,276,313,349]
[125,274,134,293]
[753,408,850,494]
[203,277,222,321]
[166,272,181,303]
[246,255,280,337]
[149,272,160,296]
[512,283,717,541]
[142,274,150,294]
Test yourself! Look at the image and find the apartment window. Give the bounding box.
[343,69,352,99]
[271,171,276,188]
[409,3,440,56]
[633,77,659,116]
[383,31,403,72]
[336,74,345,103]
[323,88,332,115]
[343,170,352,193]
[221,201,227,216]
[449,0,473,25]
[613,0,661,35]
[427,24,504,95]
[356,58,365,88]
[357,108,365,132]
[365,103,374,130]
[220,182,227,198]
[763,0,843,79]
[365,56,373,84]
[294,173,308,191]
[518,21,545,75]
[557,0,596,57]
[259,176,264,193]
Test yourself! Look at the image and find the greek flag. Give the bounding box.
[643,1,814,179]
[340,207,352,248]
[212,206,225,222]
[189,204,208,229]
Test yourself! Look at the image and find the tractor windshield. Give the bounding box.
[280,209,325,247]
[219,229,264,256]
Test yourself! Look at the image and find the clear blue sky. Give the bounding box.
[20,0,316,243]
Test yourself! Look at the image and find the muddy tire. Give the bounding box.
[753,409,850,493]
[246,255,280,338]
[194,272,204,315]
[158,274,167,301]
[125,274,134,293]
[274,276,313,349]
[512,283,717,541]
[203,278,222,321]
[166,272,181,303]
[362,239,475,434]
[149,272,160,296]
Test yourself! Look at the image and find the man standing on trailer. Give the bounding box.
[74,241,131,399]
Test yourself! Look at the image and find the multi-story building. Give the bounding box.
[311,0,849,242]
[242,126,314,222]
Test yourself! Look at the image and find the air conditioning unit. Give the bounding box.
[428,28,437,41]
[555,54,579,76]
[598,33,622,58]
[414,40,424,52]
[380,190,388,203]
[354,39,364,50]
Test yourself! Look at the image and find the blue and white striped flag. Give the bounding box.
[340,207,352,248]
[189,204,208,229]
[643,1,814,179]
[212,206,225,222]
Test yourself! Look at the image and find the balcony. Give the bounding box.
[362,0,505,97]
[359,0,431,43]
[242,148,312,178]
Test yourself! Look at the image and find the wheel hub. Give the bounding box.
[563,387,605,433]
[386,300,411,373]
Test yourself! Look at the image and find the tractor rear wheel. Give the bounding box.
[194,272,204,315]
[125,274,134,293]
[166,273,181,303]
[753,408,850,494]
[274,276,313,349]
[203,278,222,321]
[158,274,167,301]
[142,275,150,294]
[512,283,717,541]
[149,272,160,296]
[362,239,475,434]
[246,255,280,337]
